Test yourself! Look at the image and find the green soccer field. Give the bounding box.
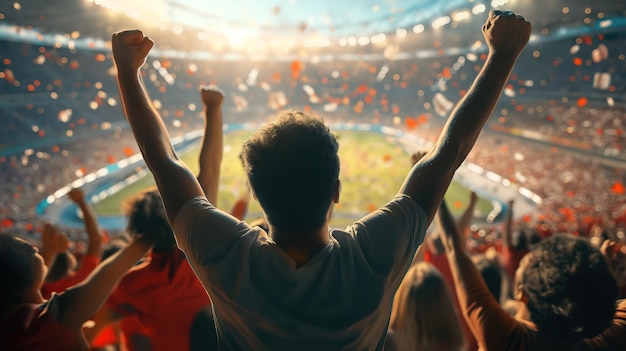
[94,130,493,228]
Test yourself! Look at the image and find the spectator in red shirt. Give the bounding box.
[0,224,154,351]
[86,86,232,351]
[40,188,103,299]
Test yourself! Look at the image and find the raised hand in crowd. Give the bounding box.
[68,188,103,258]
[399,10,530,224]
[197,85,225,206]
[0,226,154,350]
[39,222,70,267]
[41,189,104,299]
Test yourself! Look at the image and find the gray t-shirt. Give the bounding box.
[174,194,427,350]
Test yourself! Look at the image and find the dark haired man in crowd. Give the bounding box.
[111,9,531,350]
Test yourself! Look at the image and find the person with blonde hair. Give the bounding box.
[387,262,466,351]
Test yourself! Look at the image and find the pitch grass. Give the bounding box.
[94,130,493,228]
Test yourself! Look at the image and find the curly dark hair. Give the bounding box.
[520,234,617,339]
[124,188,175,253]
[240,111,340,232]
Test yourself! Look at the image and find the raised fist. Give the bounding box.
[111,30,154,72]
[68,188,85,204]
[199,85,225,109]
[482,10,531,59]
[41,223,70,254]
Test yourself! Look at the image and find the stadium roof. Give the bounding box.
[0,0,625,54]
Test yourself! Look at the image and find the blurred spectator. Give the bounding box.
[437,197,624,350]
[0,225,154,350]
[386,262,467,351]
[85,188,216,351]
[41,188,103,299]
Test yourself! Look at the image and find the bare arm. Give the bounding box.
[438,193,518,348]
[399,11,531,223]
[197,86,224,206]
[39,223,69,267]
[457,191,478,236]
[57,237,153,332]
[112,30,204,224]
[68,189,102,258]
[503,199,514,247]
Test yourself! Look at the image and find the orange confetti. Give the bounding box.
[573,57,583,66]
[290,60,302,80]
[123,146,134,157]
[367,203,377,213]
[272,72,281,82]
[405,117,418,130]
[454,201,463,209]
[611,181,625,195]
[382,154,392,162]
[577,97,588,107]
[442,67,452,79]
[1,218,14,228]
[107,156,116,164]
[95,53,106,62]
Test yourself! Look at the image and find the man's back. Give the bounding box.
[174,195,427,350]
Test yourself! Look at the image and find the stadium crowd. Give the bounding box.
[1,7,626,351]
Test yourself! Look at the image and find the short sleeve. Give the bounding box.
[348,195,427,281]
[41,254,101,299]
[106,269,145,316]
[173,196,257,281]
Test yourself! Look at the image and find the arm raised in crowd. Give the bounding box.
[56,234,154,332]
[112,30,205,224]
[502,199,515,248]
[68,188,103,258]
[457,191,478,236]
[197,85,224,206]
[437,198,476,282]
[399,10,531,223]
[39,223,70,267]
[437,196,515,348]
